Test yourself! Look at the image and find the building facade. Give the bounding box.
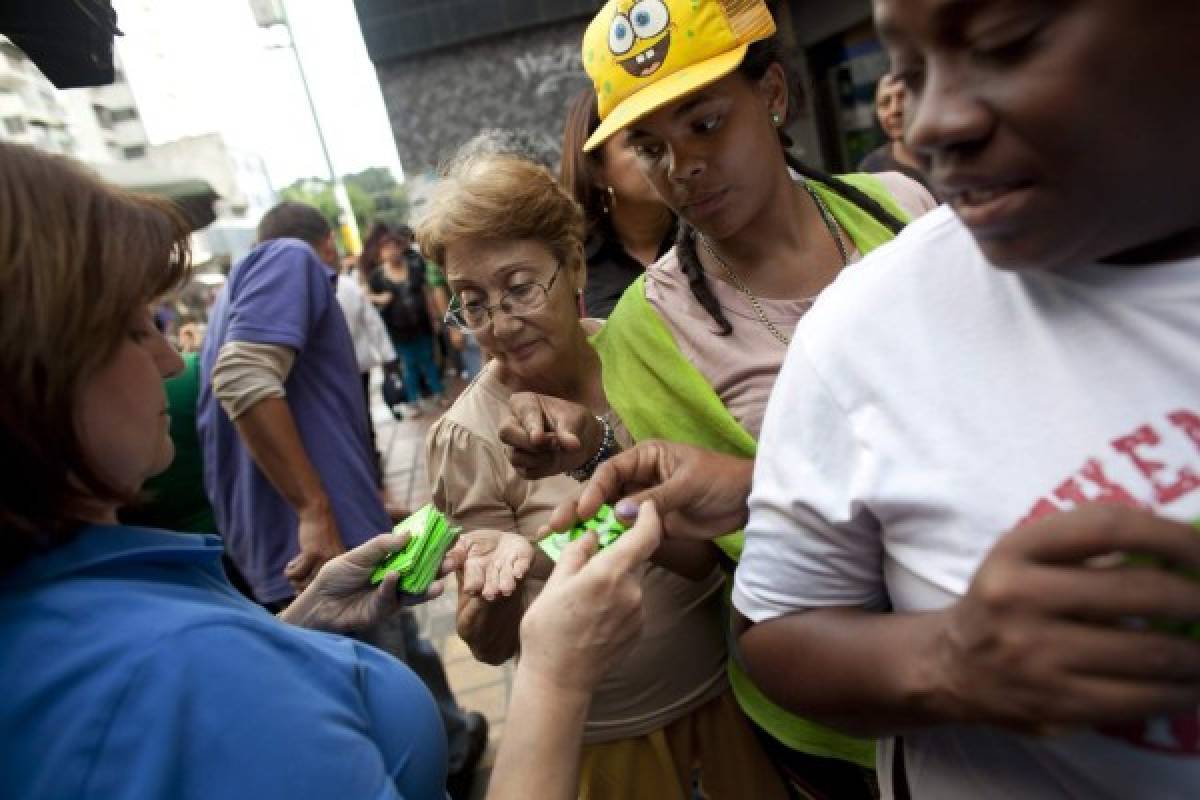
[0,36,149,163]
[355,0,888,177]
[146,133,277,222]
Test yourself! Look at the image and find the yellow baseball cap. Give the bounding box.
[581,0,776,152]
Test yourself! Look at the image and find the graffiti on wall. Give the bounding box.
[376,22,591,174]
[513,44,583,97]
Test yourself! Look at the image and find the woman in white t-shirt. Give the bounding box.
[555,0,1200,798]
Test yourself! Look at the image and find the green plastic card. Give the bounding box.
[1123,518,1200,639]
[538,504,629,562]
[371,504,461,595]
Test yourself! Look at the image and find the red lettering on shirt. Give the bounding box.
[1018,497,1062,527]
[1077,459,1144,508]
[1112,424,1200,505]
[1169,410,1200,453]
[1018,410,1199,527]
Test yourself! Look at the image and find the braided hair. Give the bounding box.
[676,39,906,336]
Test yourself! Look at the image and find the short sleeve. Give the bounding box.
[732,340,887,623]
[85,622,444,800]
[425,416,521,535]
[874,171,938,219]
[226,240,330,352]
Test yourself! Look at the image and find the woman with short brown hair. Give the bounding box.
[0,143,192,558]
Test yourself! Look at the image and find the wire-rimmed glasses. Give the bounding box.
[444,264,564,332]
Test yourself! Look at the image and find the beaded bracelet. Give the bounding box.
[567,414,616,482]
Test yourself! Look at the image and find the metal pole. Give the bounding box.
[279,0,361,253]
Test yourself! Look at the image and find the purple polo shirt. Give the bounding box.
[198,238,390,603]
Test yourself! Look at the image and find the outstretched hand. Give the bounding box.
[544,440,754,542]
[280,530,449,635]
[449,529,540,601]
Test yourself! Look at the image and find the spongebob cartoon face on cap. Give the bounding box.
[582,0,776,151]
[608,0,672,78]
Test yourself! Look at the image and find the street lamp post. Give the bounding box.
[249,0,361,254]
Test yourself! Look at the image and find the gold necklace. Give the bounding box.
[698,182,849,347]
[699,234,793,346]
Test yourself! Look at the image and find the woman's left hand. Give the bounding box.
[279,530,450,635]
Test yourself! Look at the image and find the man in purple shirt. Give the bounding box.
[197,202,486,794]
[199,204,380,604]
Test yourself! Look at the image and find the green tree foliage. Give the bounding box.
[279,166,409,251]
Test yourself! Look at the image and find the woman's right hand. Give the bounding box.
[450,529,537,601]
[926,504,1200,734]
[499,392,604,480]
[445,530,545,665]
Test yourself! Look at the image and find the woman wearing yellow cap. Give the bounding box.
[506,0,936,796]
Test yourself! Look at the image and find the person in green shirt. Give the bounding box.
[122,351,214,534]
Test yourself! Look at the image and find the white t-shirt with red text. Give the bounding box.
[733,206,1200,799]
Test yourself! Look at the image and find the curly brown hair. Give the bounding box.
[0,142,192,568]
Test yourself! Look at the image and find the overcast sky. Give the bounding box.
[112,0,403,188]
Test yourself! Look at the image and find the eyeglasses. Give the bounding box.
[445,264,563,332]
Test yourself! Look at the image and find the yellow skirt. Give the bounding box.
[577,689,790,800]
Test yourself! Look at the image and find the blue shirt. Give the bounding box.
[198,238,390,603]
[0,525,447,799]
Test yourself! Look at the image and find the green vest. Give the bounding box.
[591,175,910,769]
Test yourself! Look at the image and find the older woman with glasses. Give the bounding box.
[419,151,787,800]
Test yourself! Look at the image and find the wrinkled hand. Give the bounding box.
[545,441,754,542]
[280,530,449,634]
[518,502,663,695]
[499,392,604,480]
[449,530,538,601]
[286,506,346,593]
[931,504,1200,734]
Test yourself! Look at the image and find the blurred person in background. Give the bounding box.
[177,322,206,353]
[561,87,676,319]
[858,73,936,198]
[334,253,402,512]
[368,224,447,416]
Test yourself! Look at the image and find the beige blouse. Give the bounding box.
[426,360,728,743]
[646,171,937,438]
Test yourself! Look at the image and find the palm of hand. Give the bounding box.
[459,530,535,601]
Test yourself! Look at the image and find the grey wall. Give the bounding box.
[354,0,597,63]
[375,20,592,176]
